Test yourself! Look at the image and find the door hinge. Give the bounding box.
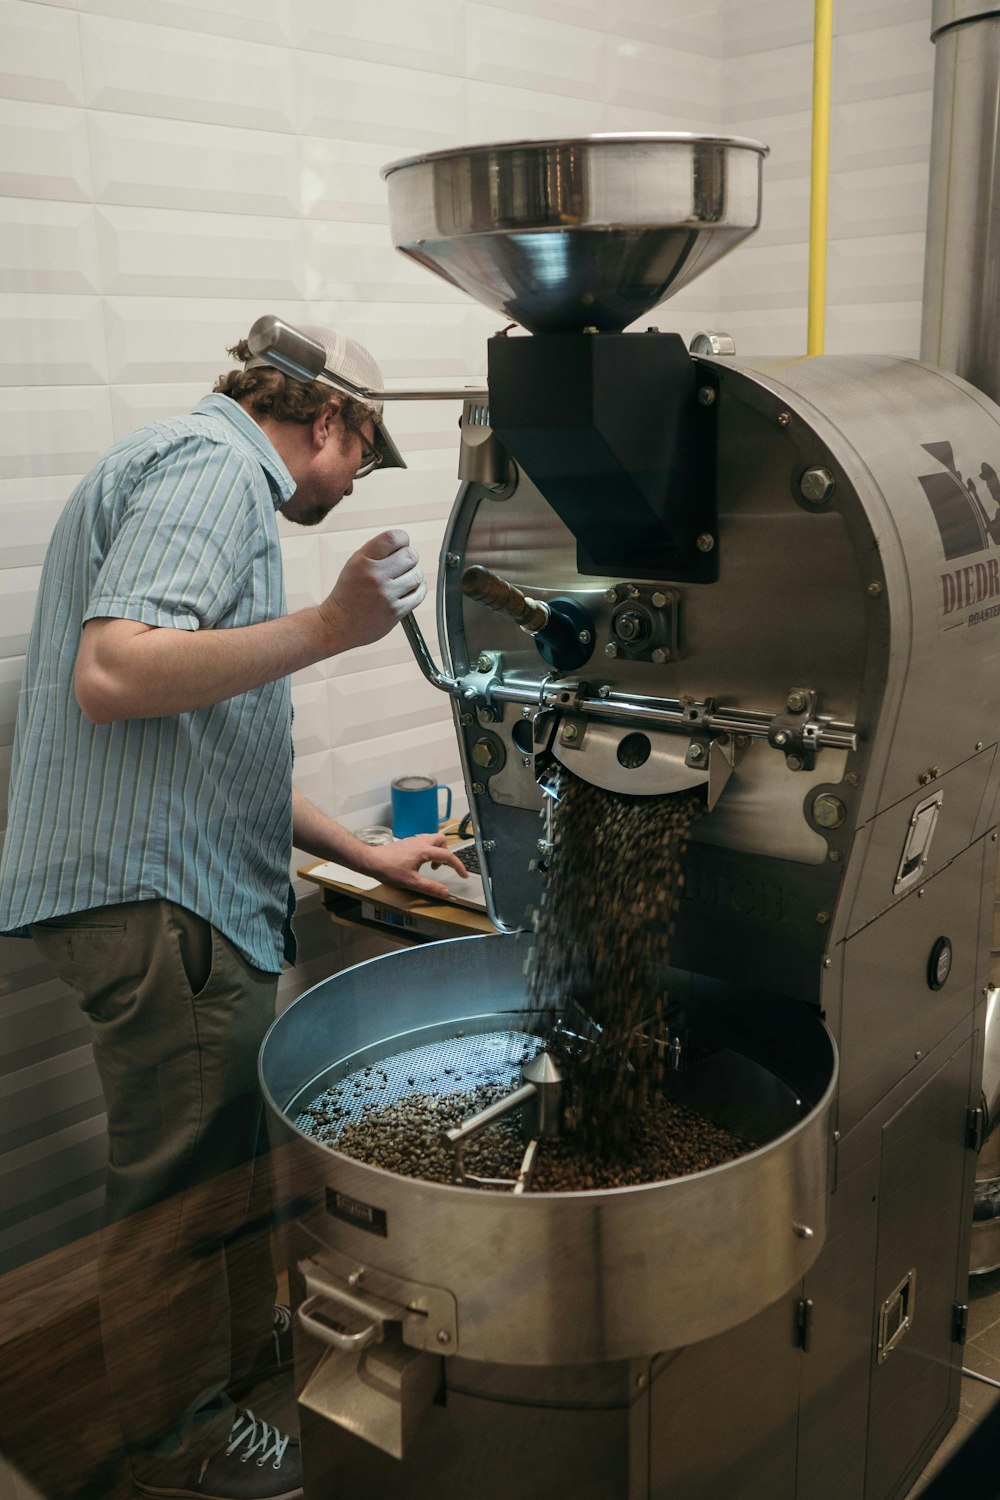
[967,1107,985,1152]
[795,1297,814,1353]
[953,1303,969,1346]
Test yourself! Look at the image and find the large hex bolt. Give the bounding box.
[800,466,835,504]
[471,738,501,770]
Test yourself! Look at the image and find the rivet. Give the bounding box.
[845,771,860,787]
[777,411,791,427]
[651,591,668,609]
[446,553,460,568]
[604,586,619,603]
[578,630,591,644]
[823,958,832,968]
[651,647,670,664]
[696,533,715,553]
[816,911,830,924]
[697,386,716,406]
[436,1329,451,1346]
[867,582,883,597]
[976,741,984,752]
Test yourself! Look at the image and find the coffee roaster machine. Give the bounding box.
[259,129,1000,1499]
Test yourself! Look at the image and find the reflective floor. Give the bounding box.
[904,1263,1000,1497]
[2,1248,998,1500]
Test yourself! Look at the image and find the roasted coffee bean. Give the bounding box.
[528,772,706,1158]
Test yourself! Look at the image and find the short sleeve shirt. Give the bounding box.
[0,395,297,972]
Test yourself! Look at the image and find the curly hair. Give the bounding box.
[213,340,372,437]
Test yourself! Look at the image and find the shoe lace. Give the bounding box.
[226,1408,291,1471]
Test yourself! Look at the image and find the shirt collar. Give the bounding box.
[194,394,295,509]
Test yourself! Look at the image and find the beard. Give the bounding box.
[288,506,327,527]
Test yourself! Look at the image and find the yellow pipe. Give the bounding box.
[807,0,833,356]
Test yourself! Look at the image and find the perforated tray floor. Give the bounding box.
[295,1028,543,1138]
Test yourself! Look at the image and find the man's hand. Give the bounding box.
[361,832,469,901]
[317,530,426,652]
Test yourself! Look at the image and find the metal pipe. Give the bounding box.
[921,3,1000,400]
[396,609,858,753]
[807,0,834,356]
[486,679,859,751]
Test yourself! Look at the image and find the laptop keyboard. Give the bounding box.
[455,842,481,874]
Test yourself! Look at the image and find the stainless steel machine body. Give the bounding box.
[261,131,1000,1498]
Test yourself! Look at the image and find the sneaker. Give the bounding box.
[229,1304,294,1397]
[135,1408,303,1500]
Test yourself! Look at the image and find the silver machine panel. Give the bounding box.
[261,125,1000,1498]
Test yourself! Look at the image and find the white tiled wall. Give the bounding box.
[719,0,934,357]
[0,0,735,1273]
[0,0,941,1271]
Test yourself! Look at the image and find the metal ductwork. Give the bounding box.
[921,1,1000,401]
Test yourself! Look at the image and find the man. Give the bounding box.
[0,324,468,1500]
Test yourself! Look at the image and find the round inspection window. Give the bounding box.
[617,732,652,769]
[927,936,952,992]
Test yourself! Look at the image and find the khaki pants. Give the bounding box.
[31,899,280,1478]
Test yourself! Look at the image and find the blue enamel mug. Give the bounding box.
[391,775,453,837]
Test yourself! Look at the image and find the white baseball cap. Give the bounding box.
[245,318,405,471]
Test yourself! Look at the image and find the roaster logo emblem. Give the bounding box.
[918,442,1000,621]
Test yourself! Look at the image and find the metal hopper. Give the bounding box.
[381,133,768,333]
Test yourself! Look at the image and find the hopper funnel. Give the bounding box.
[381,134,768,334]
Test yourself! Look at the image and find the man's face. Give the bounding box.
[280,408,379,528]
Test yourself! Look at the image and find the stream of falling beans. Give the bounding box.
[528,770,706,1157]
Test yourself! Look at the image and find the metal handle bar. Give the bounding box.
[297,1290,387,1354]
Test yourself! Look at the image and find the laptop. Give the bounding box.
[430,839,488,912]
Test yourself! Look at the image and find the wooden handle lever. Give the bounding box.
[461,565,549,634]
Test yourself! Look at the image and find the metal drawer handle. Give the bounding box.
[297,1290,384,1354]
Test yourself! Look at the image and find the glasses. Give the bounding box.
[354,441,383,480]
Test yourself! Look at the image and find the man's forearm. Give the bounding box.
[292,788,378,872]
[76,607,341,722]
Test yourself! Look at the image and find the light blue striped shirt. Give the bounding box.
[0,395,298,973]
